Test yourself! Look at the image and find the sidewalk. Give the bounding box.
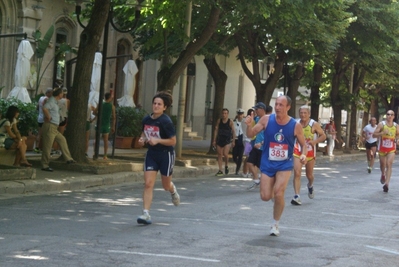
[0,140,367,195]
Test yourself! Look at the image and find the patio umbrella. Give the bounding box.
[117,59,138,107]
[7,40,34,103]
[88,52,102,108]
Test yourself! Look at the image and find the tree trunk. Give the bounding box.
[157,5,220,92]
[287,63,305,117]
[204,56,227,154]
[65,0,111,163]
[310,63,323,121]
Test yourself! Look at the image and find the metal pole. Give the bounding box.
[175,1,192,158]
[93,13,110,160]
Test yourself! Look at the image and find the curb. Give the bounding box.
[0,152,366,196]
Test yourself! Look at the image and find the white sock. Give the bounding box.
[273,220,279,226]
[143,209,149,214]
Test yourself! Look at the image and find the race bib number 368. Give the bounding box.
[269,142,288,161]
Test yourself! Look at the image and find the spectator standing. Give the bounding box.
[232,108,245,175]
[326,118,338,156]
[34,88,52,153]
[41,88,75,172]
[93,92,115,160]
[241,108,254,177]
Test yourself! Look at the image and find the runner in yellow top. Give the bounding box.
[291,105,326,205]
[373,110,399,193]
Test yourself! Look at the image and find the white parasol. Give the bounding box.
[88,52,102,107]
[7,40,34,103]
[117,59,138,107]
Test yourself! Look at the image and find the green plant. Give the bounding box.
[0,98,38,136]
[31,26,76,96]
[116,106,147,137]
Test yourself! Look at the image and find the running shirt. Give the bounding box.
[260,114,297,173]
[216,119,232,147]
[142,113,176,152]
[293,118,316,159]
[363,124,377,144]
[377,121,397,154]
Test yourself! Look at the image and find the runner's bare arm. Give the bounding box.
[311,122,326,146]
[295,122,307,163]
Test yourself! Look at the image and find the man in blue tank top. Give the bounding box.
[245,95,308,237]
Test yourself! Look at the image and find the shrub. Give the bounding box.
[0,98,38,136]
[116,106,147,137]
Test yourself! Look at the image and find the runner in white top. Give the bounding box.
[362,117,377,173]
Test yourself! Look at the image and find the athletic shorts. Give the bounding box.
[365,141,377,149]
[244,142,252,156]
[86,121,91,131]
[144,149,175,176]
[247,148,262,168]
[59,117,68,127]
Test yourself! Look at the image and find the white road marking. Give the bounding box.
[108,250,220,263]
[365,246,399,255]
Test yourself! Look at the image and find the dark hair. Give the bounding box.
[266,105,273,114]
[5,106,19,123]
[105,92,112,100]
[53,87,63,97]
[247,109,254,116]
[222,108,229,113]
[153,91,173,109]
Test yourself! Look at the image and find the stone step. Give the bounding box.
[183,131,198,137]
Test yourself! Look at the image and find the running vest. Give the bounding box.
[378,121,397,153]
[293,119,317,159]
[262,114,297,163]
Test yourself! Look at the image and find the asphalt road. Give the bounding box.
[0,158,398,267]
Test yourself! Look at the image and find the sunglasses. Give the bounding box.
[386,113,394,116]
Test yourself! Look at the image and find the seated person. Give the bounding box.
[0,106,32,167]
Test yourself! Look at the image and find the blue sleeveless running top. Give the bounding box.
[260,114,297,175]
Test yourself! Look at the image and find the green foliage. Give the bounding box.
[32,26,76,96]
[0,98,38,136]
[116,106,147,137]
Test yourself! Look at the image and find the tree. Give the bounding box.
[65,0,111,163]
[132,0,221,93]
[329,0,399,147]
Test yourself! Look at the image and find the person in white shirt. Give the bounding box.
[232,108,245,175]
[362,117,378,173]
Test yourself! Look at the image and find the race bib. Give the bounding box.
[269,142,288,161]
[381,137,394,149]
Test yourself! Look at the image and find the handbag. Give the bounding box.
[4,138,15,150]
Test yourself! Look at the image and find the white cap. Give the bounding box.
[237,108,245,114]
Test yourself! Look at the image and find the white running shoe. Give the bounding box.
[291,195,302,205]
[307,186,314,199]
[246,180,260,191]
[171,185,180,206]
[270,225,280,236]
[137,212,152,225]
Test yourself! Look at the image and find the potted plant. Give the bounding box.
[115,106,147,149]
[0,98,38,150]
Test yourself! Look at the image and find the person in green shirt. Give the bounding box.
[93,92,115,159]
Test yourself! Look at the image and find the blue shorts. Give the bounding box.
[260,157,294,178]
[144,149,175,176]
